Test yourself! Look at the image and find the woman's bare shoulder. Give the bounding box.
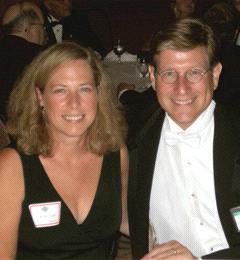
[0,148,24,257]
[0,148,23,186]
[0,147,21,166]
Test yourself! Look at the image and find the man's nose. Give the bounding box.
[174,75,191,94]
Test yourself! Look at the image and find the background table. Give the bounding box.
[103,61,150,91]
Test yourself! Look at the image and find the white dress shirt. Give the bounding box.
[236,33,240,46]
[149,101,229,257]
[48,15,63,43]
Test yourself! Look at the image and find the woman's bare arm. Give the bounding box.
[0,148,24,259]
[120,145,129,235]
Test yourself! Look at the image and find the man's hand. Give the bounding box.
[141,240,197,259]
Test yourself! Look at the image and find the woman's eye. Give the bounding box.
[52,87,66,93]
[80,85,93,92]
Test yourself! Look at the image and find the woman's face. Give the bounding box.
[37,59,98,143]
[175,0,196,18]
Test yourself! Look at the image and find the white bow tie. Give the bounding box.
[165,131,201,148]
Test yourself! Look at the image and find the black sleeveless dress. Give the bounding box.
[16,151,121,259]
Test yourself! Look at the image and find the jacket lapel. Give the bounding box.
[213,104,240,244]
[129,109,165,257]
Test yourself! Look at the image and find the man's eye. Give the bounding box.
[190,69,202,76]
[163,71,176,77]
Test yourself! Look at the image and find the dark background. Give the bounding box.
[0,0,220,53]
[74,0,217,53]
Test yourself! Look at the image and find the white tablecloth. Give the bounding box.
[103,61,150,91]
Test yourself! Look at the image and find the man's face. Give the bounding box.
[175,0,196,17]
[44,0,72,20]
[149,47,222,130]
[28,6,46,45]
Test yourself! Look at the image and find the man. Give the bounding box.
[0,1,45,120]
[41,0,105,55]
[128,19,240,259]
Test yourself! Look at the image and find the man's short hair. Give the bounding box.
[1,4,41,35]
[1,0,42,34]
[150,18,220,68]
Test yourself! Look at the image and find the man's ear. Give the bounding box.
[212,62,222,90]
[22,21,32,40]
[149,65,156,91]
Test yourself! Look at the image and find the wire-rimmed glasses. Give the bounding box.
[156,67,211,84]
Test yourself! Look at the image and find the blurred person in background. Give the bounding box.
[230,0,240,45]
[204,1,239,46]
[0,1,45,121]
[204,1,240,105]
[41,0,105,56]
[171,0,197,19]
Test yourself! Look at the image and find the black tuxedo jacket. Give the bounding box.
[214,44,240,105]
[119,87,159,147]
[41,5,105,56]
[128,103,240,259]
[0,35,42,120]
[119,87,157,107]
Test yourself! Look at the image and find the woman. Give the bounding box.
[171,0,196,19]
[0,42,128,259]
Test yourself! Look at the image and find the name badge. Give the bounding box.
[29,201,61,228]
[230,206,240,232]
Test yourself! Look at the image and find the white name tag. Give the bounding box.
[230,206,240,232]
[29,201,61,228]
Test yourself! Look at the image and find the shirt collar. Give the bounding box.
[47,14,60,23]
[165,100,216,136]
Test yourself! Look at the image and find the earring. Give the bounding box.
[40,106,47,122]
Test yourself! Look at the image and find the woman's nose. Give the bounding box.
[68,92,81,108]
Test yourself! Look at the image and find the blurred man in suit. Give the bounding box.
[41,0,105,56]
[0,1,45,121]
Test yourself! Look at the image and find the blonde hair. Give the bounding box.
[7,42,127,156]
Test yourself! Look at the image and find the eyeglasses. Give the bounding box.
[155,67,211,84]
